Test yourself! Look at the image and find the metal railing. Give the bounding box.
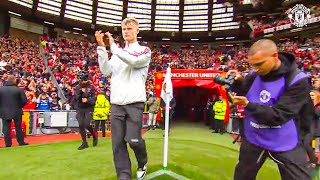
[0,110,149,137]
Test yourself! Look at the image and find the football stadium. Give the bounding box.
[0,0,319,179]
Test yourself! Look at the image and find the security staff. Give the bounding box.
[93,91,110,137]
[213,96,227,134]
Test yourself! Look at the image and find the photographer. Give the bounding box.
[73,73,98,150]
[227,39,313,180]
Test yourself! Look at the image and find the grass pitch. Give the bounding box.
[0,122,281,180]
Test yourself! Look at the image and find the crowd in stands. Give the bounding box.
[0,34,319,112]
[41,36,111,103]
[250,17,290,32]
[246,4,319,38]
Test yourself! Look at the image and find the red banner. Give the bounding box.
[154,69,230,123]
[158,72,220,79]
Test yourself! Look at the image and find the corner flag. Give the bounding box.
[145,67,191,179]
[160,67,173,104]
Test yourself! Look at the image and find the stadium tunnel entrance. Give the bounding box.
[154,69,231,123]
[173,86,221,122]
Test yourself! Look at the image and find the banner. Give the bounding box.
[157,69,223,80]
[154,69,230,123]
[166,72,220,79]
[263,16,320,34]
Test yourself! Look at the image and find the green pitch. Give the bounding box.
[0,122,281,180]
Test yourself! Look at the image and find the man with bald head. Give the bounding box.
[228,39,313,179]
[0,75,28,147]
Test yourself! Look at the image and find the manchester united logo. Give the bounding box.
[162,83,167,93]
[287,4,311,27]
[259,90,271,103]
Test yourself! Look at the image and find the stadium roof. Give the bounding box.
[2,0,254,43]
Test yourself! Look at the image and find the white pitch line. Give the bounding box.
[144,170,191,180]
[144,170,165,179]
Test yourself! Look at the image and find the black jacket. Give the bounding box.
[0,82,27,119]
[73,83,96,110]
[232,52,313,138]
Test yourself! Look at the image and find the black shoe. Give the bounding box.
[78,142,89,150]
[19,143,29,146]
[93,134,98,147]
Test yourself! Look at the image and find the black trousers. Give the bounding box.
[232,118,244,135]
[210,113,216,129]
[94,120,106,137]
[206,109,212,126]
[161,110,173,130]
[110,103,147,180]
[234,138,311,180]
[2,116,25,147]
[215,119,224,133]
[76,108,95,143]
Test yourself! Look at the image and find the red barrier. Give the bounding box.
[10,121,26,138]
[143,113,148,126]
[10,121,15,137]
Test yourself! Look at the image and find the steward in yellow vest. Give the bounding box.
[213,96,227,134]
[93,92,110,137]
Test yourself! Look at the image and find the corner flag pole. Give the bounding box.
[163,96,170,170]
[161,65,172,171]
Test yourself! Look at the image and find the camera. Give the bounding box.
[214,74,236,91]
[78,71,88,81]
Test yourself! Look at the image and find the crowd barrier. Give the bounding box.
[22,110,79,135]
[0,118,3,137]
[0,110,149,137]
